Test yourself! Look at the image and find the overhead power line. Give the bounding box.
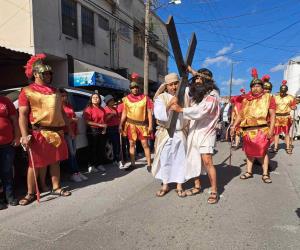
[175,0,299,24]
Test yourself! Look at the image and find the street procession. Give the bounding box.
[0,0,300,249]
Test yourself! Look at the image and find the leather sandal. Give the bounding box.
[19,193,36,206]
[285,148,293,154]
[262,174,272,184]
[185,187,201,196]
[175,189,186,198]
[207,192,219,204]
[240,172,253,180]
[50,188,71,197]
[156,188,169,197]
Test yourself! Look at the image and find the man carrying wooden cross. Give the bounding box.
[171,68,221,204]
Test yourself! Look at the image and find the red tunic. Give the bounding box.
[19,83,68,168]
[63,103,77,135]
[83,105,106,128]
[104,106,120,127]
[0,96,17,145]
[240,92,275,158]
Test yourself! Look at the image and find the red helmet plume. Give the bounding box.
[282,80,287,85]
[24,53,46,79]
[240,88,245,93]
[251,68,258,79]
[261,75,270,82]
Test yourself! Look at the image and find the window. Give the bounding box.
[61,0,77,38]
[98,14,109,31]
[81,6,94,45]
[119,22,131,40]
[133,24,143,59]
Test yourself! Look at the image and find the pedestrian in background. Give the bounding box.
[104,94,123,168]
[83,93,107,173]
[0,95,20,207]
[60,89,88,182]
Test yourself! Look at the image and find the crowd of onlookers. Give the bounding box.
[0,87,155,210]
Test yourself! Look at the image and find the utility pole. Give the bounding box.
[144,0,151,95]
[228,61,234,167]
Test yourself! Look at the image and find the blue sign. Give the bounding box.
[69,71,129,91]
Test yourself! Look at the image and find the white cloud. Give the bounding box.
[270,64,286,72]
[216,43,234,56]
[202,56,232,67]
[222,78,247,86]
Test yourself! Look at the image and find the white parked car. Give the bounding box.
[0,87,113,161]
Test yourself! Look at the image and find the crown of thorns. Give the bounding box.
[194,72,213,80]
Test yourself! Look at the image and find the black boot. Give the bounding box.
[6,191,18,206]
[0,193,7,210]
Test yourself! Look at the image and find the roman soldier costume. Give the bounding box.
[238,69,276,158]
[122,86,152,141]
[18,54,68,168]
[274,80,296,135]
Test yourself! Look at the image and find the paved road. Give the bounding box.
[0,141,299,250]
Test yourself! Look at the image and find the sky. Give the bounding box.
[155,0,300,96]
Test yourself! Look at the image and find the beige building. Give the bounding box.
[0,0,169,93]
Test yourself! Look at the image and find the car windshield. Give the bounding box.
[0,89,21,102]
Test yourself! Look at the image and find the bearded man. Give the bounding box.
[171,68,221,204]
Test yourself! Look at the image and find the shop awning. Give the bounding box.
[69,59,129,91]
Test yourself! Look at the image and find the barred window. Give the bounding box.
[98,14,109,31]
[61,0,77,38]
[81,6,94,45]
[119,22,131,40]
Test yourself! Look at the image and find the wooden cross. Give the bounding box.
[165,16,197,137]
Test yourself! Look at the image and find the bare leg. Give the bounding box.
[49,162,60,190]
[39,166,48,192]
[285,134,291,149]
[274,135,279,150]
[27,167,37,194]
[246,156,254,174]
[49,162,71,196]
[235,135,240,147]
[141,139,151,166]
[261,154,272,183]
[128,140,136,166]
[261,154,269,176]
[201,154,217,193]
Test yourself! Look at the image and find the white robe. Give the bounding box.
[183,89,220,180]
[152,92,187,184]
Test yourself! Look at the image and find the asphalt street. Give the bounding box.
[0,141,299,250]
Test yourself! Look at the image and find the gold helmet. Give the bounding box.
[25,53,52,80]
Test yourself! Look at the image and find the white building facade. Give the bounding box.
[0,0,169,92]
[284,60,300,96]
